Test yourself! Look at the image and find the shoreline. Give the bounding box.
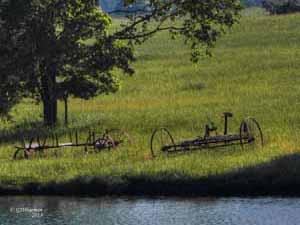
[1,153,300,197]
[0,178,300,197]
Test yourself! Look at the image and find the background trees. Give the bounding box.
[98,0,120,12]
[0,0,241,126]
[241,0,262,7]
[99,0,149,12]
[262,0,300,14]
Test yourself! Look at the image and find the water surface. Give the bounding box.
[1,196,300,225]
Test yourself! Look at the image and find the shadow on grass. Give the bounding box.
[1,153,300,196]
[0,119,108,144]
[0,121,46,144]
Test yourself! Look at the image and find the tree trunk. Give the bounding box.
[42,95,57,126]
[41,65,57,126]
[63,94,68,126]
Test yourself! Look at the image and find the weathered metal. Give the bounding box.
[150,112,264,157]
[13,129,131,160]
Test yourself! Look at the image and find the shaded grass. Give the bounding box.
[1,152,300,197]
[0,8,300,195]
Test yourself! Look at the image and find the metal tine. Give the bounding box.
[69,130,73,143]
[42,135,47,147]
[84,130,89,152]
[88,130,91,144]
[75,130,78,145]
[21,135,26,149]
[37,135,40,147]
[92,131,96,150]
[51,132,55,146]
[55,134,59,147]
[29,137,34,149]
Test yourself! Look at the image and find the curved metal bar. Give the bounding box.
[150,127,176,158]
[240,117,264,149]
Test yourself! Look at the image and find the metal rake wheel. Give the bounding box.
[150,127,175,158]
[104,129,132,148]
[239,117,264,150]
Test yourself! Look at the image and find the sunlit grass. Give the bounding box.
[0,8,300,192]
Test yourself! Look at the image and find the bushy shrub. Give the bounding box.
[262,0,300,14]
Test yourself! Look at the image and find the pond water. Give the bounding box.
[1,196,300,225]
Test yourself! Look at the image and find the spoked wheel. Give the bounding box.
[13,148,28,160]
[240,117,264,150]
[104,129,132,148]
[150,127,176,158]
[84,129,132,153]
[13,137,41,160]
[94,135,115,151]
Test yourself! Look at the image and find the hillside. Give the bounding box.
[0,9,300,195]
[242,0,262,6]
[98,0,263,12]
[99,0,148,12]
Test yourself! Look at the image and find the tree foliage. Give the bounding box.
[262,0,300,14]
[115,0,241,61]
[0,0,133,124]
[0,0,241,125]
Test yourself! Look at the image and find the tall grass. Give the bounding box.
[0,9,300,192]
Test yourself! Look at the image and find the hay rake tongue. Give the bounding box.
[150,112,264,157]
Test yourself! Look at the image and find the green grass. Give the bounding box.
[0,8,300,195]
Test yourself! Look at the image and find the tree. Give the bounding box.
[0,0,133,125]
[0,0,241,125]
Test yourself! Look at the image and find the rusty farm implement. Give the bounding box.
[14,129,132,160]
[150,112,264,157]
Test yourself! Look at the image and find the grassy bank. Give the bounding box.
[0,8,300,196]
[1,153,300,196]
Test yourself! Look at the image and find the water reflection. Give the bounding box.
[0,196,299,225]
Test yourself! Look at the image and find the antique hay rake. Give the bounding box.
[14,129,132,160]
[150,112,264,157]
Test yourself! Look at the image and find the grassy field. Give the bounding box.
[0,8,300,195]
